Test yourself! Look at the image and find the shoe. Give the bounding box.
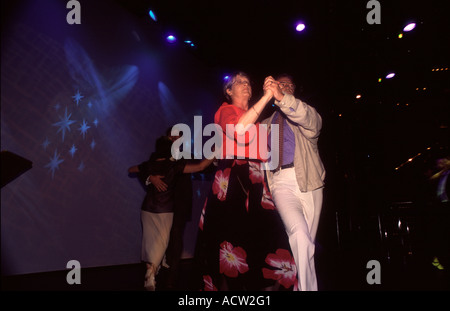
[144,268,156,291]
[161,255,170,269]
[432,257,445,270]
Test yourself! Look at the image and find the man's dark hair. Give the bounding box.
[153,135,173,159]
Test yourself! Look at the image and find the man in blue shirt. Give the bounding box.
[263,74,326,291]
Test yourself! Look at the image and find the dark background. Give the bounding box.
[1,0,449,290]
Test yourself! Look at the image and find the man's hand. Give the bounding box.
[147,175,168,192]
[263,76,285,102]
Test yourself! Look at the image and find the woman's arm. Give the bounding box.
[128,165,139,173]
[236,89,273,131]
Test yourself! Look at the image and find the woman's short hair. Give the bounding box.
[223,71,250,102]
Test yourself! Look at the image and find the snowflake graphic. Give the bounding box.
[72,90,84,106]
[45,149,64,179]
[52,107,76,142]
[41,137,50,150]
[78,119,90,139]
[78,161,85,172]
[69,144,77,158]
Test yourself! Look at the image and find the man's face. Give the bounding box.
[277,77,295,95]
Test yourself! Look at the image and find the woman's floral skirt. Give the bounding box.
[194,159,297,291]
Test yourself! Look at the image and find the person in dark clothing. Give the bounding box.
[162,127,194,290]
[129,135,213,291]
[426,156,450,270]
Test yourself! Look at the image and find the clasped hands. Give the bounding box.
[263,76,285,102]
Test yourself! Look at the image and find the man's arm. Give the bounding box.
[275,94,322,140]
[183,158,214,174]
[264,76,322,141]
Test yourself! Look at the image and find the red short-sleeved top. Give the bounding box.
[214,103,268,161]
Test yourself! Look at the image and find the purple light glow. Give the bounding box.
[296,23,306,32]
[166,35,176,43]
[386,73,395,79]
[403,23,416,32]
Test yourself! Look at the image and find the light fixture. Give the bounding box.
[403,22,416,32]
[166,35,176,43]
[184,40,195,47]
[148,10,157,22]
[295,23,306,32]
[386,73,395,79]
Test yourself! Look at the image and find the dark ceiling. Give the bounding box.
[114,0,449,154]
[2,0,448,182]
[114,0,449,91]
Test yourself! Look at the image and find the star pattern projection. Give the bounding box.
[52,107,76,142]
[43,90,99,179]
[78,119,90,139]
[45,149,64,178]
[72,90,84,106]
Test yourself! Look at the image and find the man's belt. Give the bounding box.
[270,162,294,173]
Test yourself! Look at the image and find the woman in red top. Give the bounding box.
[195,72,297,291]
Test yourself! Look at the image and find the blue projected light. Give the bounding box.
[39,38,139,180]
[52,107,76,142]
[45,150,64,178]
[148,10,157,22]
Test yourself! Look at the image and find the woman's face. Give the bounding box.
[227,74,252,101]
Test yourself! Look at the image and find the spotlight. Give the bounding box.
[386,73,395,79]
[148,10,157,22]
[295,23,306,32]
[223,75,230,81]
[166,35,177,43]
[403,22,416,32]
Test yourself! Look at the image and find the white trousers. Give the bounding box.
[141,211,174,268]
[269,168,323,291]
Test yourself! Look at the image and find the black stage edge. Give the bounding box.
[2,252,449,292]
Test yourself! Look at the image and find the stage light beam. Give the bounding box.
[166,35,176,43]
[148,10,157,22]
